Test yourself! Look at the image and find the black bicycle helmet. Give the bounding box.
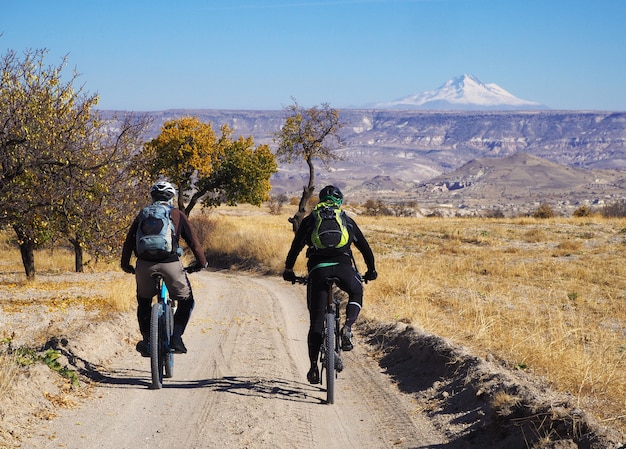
[150,181,176,202]
[319,185,343,204]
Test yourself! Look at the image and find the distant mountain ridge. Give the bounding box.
[411,152,626,215]
[421,152,617,192]
[102,108,626,213]
[373,74,548,111]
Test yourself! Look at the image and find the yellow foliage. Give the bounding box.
[145,117,276,212]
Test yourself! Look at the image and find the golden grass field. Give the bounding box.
[195,206,625,433]
[1,205,625,434]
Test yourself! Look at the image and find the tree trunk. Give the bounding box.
[13,225,36,280]
[288,157,316,233]
[289,186,314,233]
[71,238,84,272]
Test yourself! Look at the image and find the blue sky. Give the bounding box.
[3,0,625,111]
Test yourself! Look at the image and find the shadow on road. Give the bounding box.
[91,368,325,404]
[171,375,325,404]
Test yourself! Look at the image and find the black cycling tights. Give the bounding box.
[306,264,363,363]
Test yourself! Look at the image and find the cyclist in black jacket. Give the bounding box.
[283,185,377,384]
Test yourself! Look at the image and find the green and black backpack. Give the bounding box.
[310,201,350,250]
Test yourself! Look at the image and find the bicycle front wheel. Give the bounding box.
[324,311,336,404]
[150,303,164,389]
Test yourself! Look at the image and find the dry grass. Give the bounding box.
[0,242,135,315]
[197,206,626,433]
[0,234,136,395]
[191,210,304,274]
[364,215,625,430]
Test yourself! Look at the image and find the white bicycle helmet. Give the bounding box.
[150,181,176,202]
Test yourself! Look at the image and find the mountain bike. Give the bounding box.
[295,276,344,404]
[149,272,175,389]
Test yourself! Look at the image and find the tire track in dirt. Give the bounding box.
[179,271,319,448]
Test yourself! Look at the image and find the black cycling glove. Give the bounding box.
[186,261,207,273]
[363,269,378,282]
[282,270,296,283]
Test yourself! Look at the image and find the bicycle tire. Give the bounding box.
[150,303,164,389]
[324,311,335,404]
[164,303,174,378]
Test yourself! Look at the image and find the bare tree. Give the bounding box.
[60,112,153,271]
[274,99,343,232]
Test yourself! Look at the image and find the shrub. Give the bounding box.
[267,194,288,215]
[189,215,219,248]
[363,198,385,216]
[573,204,592,217]
[532,202,555,219]
[363,199,418,217]
[602,199,626,218]
[484,208,505,218]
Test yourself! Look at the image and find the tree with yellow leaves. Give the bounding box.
[0,48,151,278]
[144,116,277,216]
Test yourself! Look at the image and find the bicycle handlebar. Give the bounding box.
[289,273,371,285]
[124,264,203,275]
[293,276,308,285]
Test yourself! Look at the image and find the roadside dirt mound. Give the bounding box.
[358,320,625,449]
[0,309,135,447]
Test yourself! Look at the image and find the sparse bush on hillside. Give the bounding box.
[267,194,288,215]
[363,199,385,216]
[602,199,626,218]
[363,199,418,216]
[484,208,505,218]
[532,202,555,219]
[189,215,219,249]
[390,201,418,217]
[288,195,317,211]
[573,204,592,217]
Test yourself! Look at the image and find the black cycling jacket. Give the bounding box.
[285,211,375,273]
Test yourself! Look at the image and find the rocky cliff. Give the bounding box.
[104,108,626,211]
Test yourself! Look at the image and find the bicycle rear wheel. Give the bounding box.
[324,311,336,404]
[164,302,174,378]
[150,303,164,389]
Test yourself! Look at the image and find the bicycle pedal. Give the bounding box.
[335,353,344,372]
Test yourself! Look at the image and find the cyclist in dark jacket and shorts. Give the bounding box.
[121,181,208,356]
[283,185,377,384]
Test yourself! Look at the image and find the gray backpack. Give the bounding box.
[135,203,177,261]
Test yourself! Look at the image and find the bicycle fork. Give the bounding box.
[333,299,344,373]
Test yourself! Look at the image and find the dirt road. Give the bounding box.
[24,270,447,449]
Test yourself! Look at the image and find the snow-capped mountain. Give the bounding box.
[375,74,547,110]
